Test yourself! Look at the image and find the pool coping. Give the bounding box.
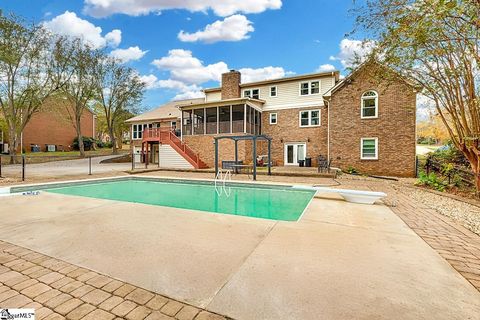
[5,174,313,194]
[4,175,318,223]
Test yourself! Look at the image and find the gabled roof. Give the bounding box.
[125,98,204,123]
[203,70,340,93]
[323,60,419,98]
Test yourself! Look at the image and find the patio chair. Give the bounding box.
[317,155,330,173]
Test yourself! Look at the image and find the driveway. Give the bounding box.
[1,155,130,179]
[0,181,478,319]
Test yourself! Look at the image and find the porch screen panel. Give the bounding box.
[232,105,244,133]
[193,108,205,135]
[206,107,217,134]
[182,110,192,135]
[219,106,231,133]
[254,110,260,135]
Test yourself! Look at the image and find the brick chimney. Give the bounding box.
[221,70,241,99]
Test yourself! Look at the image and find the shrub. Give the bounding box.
[346,166,358,174]
[416,172,447,192]
[72,136,95,151]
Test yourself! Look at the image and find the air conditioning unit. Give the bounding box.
[47,144,56,152]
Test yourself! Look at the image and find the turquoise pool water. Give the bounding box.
[45,179,315,221]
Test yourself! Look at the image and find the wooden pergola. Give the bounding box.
[214,134,272,181]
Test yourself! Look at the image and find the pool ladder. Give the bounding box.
[215,169,232,197]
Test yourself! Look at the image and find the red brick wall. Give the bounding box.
[22,100,95,152]
[261,107,328,166]
[329,66,417,177]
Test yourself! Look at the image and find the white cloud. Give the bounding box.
[238,66,289,83]
[330,39,375,68]
[83,0,282,17]
[139,74,159,89]
[173,91,205,101]
[111,46,148,62]
[43,11,122,49]
[152,49,229,84]
[147,49,290,101]
[140,74,205,101]
[178,15,254,43]
[316,64,336,72]
[105,30,122,47]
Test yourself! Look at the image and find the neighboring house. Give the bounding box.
[126,98,205,167]
[127,62,417,176]
[21,99,96,152]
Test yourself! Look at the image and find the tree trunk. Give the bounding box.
[473,163,480,198]
[8,127,18,164]
[110,130,118,155]
[76,120,85,158]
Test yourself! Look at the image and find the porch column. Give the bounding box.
[243,104,247,133]
[145,142,149,167]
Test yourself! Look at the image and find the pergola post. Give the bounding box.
[252,137,257,181]
[268,139,272,175]
[214,138,219,178]
[234,140,238,174]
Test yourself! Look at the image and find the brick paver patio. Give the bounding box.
[358,181,480,292]
[0,240,229,320]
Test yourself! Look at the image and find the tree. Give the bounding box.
[417,109,450,144]
[0,13,61,161]
[56,38,103,157]
[353,0,480,194]
[95,57,144,154]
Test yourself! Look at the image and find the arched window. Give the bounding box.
[361,90,378,119]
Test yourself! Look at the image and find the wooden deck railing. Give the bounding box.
[142,128,205,168]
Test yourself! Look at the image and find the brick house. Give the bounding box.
[0,98,96,153]
[127,63,417,177]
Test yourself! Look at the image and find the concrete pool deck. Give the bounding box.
[0,179,479,319]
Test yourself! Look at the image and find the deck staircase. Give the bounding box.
[142,128,208,169]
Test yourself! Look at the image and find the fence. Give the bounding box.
[424,157,475,186]
[0,153,130,182]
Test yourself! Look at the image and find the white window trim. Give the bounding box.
[269,112,278,124]
[361,90,379,119]
[284,143,307,166]
[299,109,321,127]
[269,86,278,97]
[299,81,321,96]
[243,88,260,99]
[360,137,378,160]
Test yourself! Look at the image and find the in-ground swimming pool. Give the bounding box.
[42,178,315,221]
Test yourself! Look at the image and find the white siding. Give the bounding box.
[204,75,337,111]
[243,76,336,110]
[206,91,222,102]
[159,145,194,169]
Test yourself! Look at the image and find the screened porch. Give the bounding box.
[181,103,262,136]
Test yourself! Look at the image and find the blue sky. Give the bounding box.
[1,0,367,111]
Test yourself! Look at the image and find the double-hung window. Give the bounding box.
[300,81,321,95]
[132,124,144,140]
[361,91,378,118]
[269,113,277,124]
[244,89,260,99]
[361,138,378,160]
[270,86,277,97]
[299,110,321,127]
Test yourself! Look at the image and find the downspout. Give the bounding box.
[326,99,330,163]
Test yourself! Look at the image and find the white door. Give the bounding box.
[284,143,306,165]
